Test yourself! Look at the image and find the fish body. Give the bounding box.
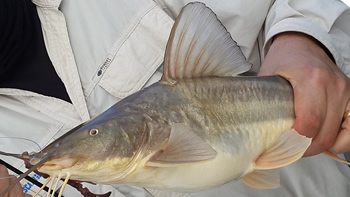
[110,76,296,190]
[0,2,314,196]
[33,76,298,192]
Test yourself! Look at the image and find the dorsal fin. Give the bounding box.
[162,2,251,82]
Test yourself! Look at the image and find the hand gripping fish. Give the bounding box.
[1,2,349,197]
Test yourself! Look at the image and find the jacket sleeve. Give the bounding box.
[264,0,350,76]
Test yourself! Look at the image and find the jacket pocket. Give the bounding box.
[96,2,174,99]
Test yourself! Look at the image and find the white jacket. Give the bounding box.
[0,0,350,196]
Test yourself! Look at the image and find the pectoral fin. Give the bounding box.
[145,123,217,167]
[254,129,312,170]
[241,169,280,189]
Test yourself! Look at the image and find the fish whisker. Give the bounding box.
[47,175,56,197]
[51,174,62,197]
[33,177,52,197]
[58,173,71,197]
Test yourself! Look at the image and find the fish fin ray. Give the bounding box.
[323,150,350,165]
[241,169,280,189]
[162,2,251,81]
[254,129,311,170]
[145,123,217,167]
[33,177,52,197]
[51,175,62,197]
[58,174,71,197]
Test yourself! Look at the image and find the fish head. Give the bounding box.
[30,109,149,182]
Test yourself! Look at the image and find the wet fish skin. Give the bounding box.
[111,76,296,189]
[118,75,295,155]
[28,75,296,191]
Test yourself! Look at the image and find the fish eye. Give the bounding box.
[89,128,99,136]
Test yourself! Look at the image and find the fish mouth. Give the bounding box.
[35,157,79,172]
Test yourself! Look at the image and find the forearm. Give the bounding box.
[260,32,335,77]
[264,0,350,76]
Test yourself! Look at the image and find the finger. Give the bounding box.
[331,127,350,153]
[9,175,26,197]
[0,166,27,197]
[0,165,9,178]
[331,110,350,153]
[291,79,331,157]
[0,166,11,197]
[305,86,345,156]
[323,73,350,154]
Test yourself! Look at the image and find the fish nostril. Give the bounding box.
[89,128,99,136]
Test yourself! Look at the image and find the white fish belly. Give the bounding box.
[124,119,294,192]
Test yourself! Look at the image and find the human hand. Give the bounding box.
[0,165,31,197]
[259,32,350,157]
